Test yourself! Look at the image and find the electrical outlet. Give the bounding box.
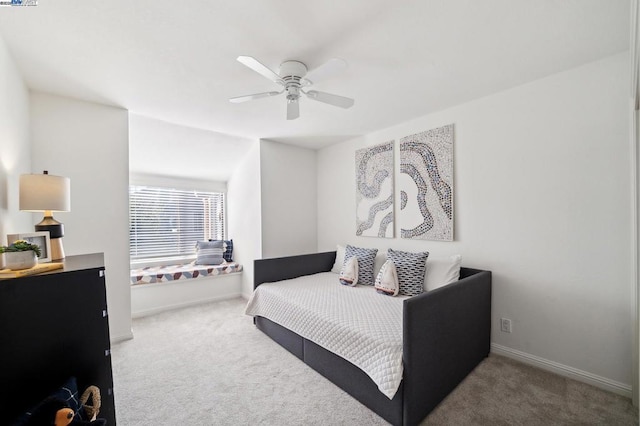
[500,318,512,333]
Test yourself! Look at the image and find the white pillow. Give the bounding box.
[424,254,462,291]
[331,244,346,273]
[373,251,386,278]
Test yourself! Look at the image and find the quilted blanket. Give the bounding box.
[244,272,406,399]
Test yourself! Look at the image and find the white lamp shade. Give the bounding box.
[19,173,71,212]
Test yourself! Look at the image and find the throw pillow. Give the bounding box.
[208,239,234,262]
[373,251,387,278]
[194,240,224,265]
[387,248,429,296]
[339,256,359,286]
[375,259,399,296]
[331,244,346,273]
[344,245,378,286]
[223,239,233,262]
[424,254,462,291]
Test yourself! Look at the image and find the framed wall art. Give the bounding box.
[399,124,454,241]
[355,140,395,238]
[7,231,52,262]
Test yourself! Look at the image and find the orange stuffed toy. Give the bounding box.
[55,406,75,426]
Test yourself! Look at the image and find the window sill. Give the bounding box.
[130,256,196,269]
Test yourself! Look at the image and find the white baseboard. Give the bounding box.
[131,293,241,318]
[110,330,134,344]
[491,343,632,398]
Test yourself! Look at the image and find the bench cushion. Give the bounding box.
[130,262,242,285]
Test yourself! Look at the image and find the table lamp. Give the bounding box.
[19,171,71,260]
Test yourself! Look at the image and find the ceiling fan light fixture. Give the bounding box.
[286,85,301,101]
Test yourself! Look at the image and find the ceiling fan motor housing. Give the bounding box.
[279,60,307,79]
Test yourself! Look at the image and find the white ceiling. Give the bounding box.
[0,0,630,153]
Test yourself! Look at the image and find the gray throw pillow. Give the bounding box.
[194,240,224,265]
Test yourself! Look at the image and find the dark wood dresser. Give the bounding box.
[0,253,116,425]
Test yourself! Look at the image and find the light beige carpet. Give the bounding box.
[111,298,637,425]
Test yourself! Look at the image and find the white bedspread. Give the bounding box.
[244,272,406,399]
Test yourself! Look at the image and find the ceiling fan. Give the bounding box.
[229,56,355,120]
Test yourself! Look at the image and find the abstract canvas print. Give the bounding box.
[399,124,453,241]
[355,140,394,238]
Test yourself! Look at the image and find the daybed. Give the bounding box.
[246,251,492,426]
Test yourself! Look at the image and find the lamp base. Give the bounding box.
[50,237,65,261]
[34,214,65,260]
[35,213,64,239]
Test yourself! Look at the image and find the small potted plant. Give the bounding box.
[0,240,41,270]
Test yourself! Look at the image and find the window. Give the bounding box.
[129,185,225,261]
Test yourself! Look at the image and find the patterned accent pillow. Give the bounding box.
[223,239,233,262]
[344,245,378,286]
[387,248,429,296]
[195,240,224,265]
[375,259,399,296]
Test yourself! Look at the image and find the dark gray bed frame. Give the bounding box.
[253,251,492,426]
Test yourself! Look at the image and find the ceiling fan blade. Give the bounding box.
[302,58,347,85]
[237,56,283,84]
[305,90,354,109]
[287,100,300,120]
[229,91,281,103]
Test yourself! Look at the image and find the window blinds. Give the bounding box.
[129,185,225,260]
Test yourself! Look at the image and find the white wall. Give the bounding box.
[131,274,241,318]
[260,139,318,258]
[318,52,632,392]
[227,142,262,298]
[129,114,254,182]
[630,1,640,404]
[30,92,132,343]
[129,173,226,194]
[223,139,318,299]
[0,35,32,246]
